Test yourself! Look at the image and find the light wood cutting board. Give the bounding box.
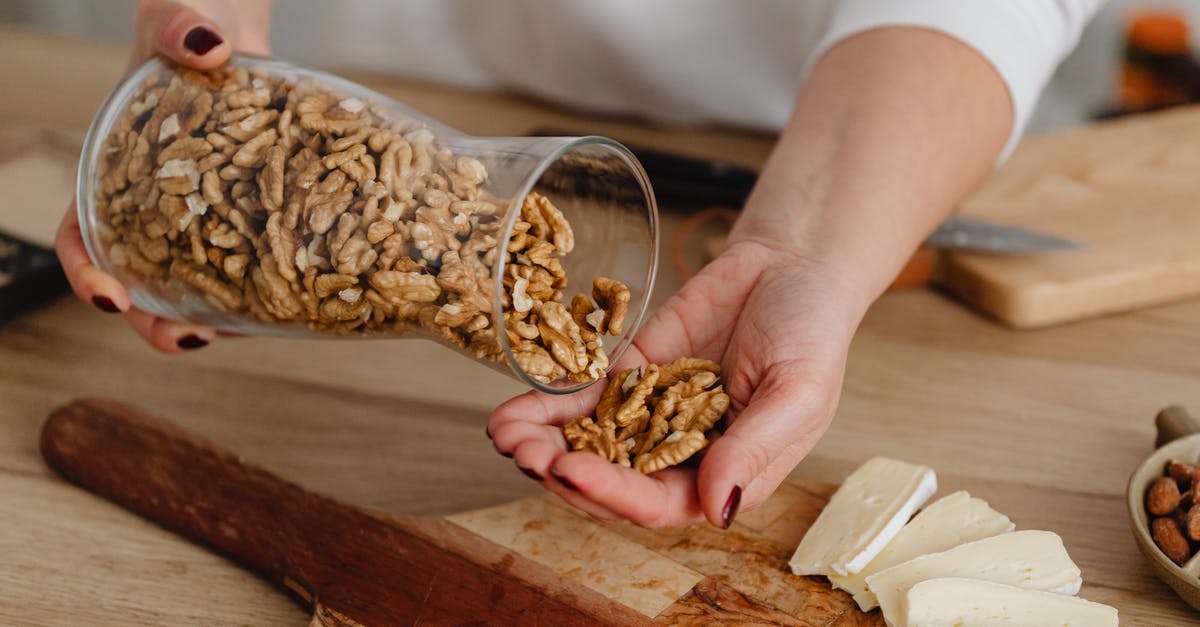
[41,398,880,625]
[946,106,1200,328]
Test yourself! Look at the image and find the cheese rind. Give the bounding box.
[904,578,1118,627]
[828,490,1014,611]
[865,530,1082,627]
[789,457,937,577]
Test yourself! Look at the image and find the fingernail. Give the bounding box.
[184,27,223,56]
[721,485,742,529]
[485,426,493,439]
[517,465,542,482]
[91,295,120,313]
[177,334,209,350]
[551,468,578,491]
[493,441,513,459]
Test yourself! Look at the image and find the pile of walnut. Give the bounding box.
[94,62,629,384]
[1146,459,1200,565]
[563,357,730,474]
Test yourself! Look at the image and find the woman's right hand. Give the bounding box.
[55,0,271,352]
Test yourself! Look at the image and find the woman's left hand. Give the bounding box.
[487,238,861,528]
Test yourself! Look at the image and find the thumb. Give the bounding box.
[134,0,232,69]
[695,365,837,528]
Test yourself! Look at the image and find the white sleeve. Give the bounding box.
[810,0,1107,158]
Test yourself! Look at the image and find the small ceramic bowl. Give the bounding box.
[1127,407,1200,611]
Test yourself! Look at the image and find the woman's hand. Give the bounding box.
[56,0,271,352]
[487,26,1014,528]
[487,239,862,528]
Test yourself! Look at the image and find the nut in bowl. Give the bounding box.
[1127,405,1200,611]
[77,55,659,392]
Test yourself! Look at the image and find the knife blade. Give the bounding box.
[925,216,1084,253]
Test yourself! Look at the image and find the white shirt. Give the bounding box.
[326,0,1105,151]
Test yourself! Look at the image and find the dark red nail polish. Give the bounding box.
[184,27,223,56]
[485,426,493,439]
[177,335,209,350]
[517,466,541,482]
[91,295,120,313]
[721,485,742,529]
[551,469,578,491]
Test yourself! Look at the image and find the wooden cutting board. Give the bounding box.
[40,398,880,626]
[945,105,1200,328]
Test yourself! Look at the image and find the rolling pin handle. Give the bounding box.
[1156,405,1200,448]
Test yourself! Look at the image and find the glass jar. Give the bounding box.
[77,55,658,394]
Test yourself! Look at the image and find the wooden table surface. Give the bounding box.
[1,26,1198,626]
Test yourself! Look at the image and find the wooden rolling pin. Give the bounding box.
[39,398,649,626]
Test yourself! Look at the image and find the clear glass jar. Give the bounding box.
[77,55,658,393]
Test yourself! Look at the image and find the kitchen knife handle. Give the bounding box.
[888,247,938,291]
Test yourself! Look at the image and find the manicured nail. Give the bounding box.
[91,295,120,313]
[184,27,223,56]
[517,465,541,482]
[485,426,493,439]
[551,468,578,491]
[721,485,742,529]
[492,441,513,459]
[177,334,209,350]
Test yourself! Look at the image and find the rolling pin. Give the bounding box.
[39,398,649,626]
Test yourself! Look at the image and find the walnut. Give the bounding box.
[526,191,574,254]
[562,359,726,473]
[634,430,707,474]
[258,144,285,212]
[265,213,299,281]
[333,231,377,276]
[670,386,729,433]
[369,271,440,304]
[157,137,214,165]
[656,357,721,389]
[157,158,201,195]
[563,416,618,462]
[536,301,587,374]
[592,277,631,335]
[511,342,566,384]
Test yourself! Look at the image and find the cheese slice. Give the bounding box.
[829,491,1014,611]
[864,530,1082,627]
[789,457,936,576]
[904,578,1118,627]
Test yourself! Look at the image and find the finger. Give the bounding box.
[134,0,231,68]
[124,308,216,354]
[510,439,623,523]
[55,203,131,314]
[487,379,609,434]
[491,419,566,458]
[696,364,837,528]
[550,452,704,528]
[628,250,764,364]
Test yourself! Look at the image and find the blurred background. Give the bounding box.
[3,0,1200,132]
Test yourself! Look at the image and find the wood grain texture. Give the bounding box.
[947,105,1200,328]
[41,398,648,627]
[1,25,1199,626]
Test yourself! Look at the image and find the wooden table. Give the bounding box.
[1,26,1197,626]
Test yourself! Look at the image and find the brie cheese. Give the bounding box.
[789,457,936,577]
[904,578,1118,627]
[829,491,1014,610]
[865,530,1082,627]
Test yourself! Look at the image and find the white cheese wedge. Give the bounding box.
[904,578,1118,627]
[865,530,1082,627]
[829,491,1014,611]
[789,457,936,577]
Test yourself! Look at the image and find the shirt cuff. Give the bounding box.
[808,0,1099,160]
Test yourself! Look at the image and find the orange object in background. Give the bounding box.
[1119,11,1200,113]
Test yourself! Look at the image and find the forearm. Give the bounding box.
[730,27,1012,314]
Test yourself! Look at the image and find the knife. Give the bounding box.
[891,216,1083,290]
